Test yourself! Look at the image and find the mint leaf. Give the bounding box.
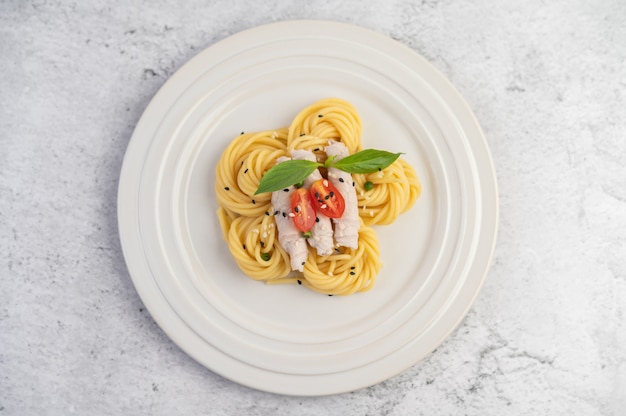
[254,160,321,194]
[329,149,402,174]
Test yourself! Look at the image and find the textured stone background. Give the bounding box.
[1,0,625,415]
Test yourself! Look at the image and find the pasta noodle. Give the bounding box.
[215,98,420,295]
[354,158,422,226]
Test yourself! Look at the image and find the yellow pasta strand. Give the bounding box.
[301,224,381,295]
[215,129,289,218]
[215,98,419,295]
[287,98,362,154]
[224,214,292,281]
[354,158,422,226]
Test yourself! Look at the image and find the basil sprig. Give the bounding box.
[331,149,401,174]
[254,149,401,195]
[253,160,319,195]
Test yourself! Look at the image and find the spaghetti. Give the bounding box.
[215,98,420,295]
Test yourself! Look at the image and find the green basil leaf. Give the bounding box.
[323,155,337,167]
[254,160,321,194]
[330,149,402,174]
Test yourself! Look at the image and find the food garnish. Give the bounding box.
[254,149,401,195]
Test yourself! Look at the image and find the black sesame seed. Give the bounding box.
[299,133,305,137]
[328,294,333,297]
[224,186,230,191]
[240,131,244,135]
[294,206,299,213]
[329,191,334,197]
[252,199,256,204]
[313,148,320,151]
[260,241,265,247]
[282,212,286,218]
[318,114,323,118]
[378,168,382,172]
[314,192,319,198]
[301,261,305,266]
[283,188,289,192]
[297,280,302,285]
[324,195,330,200]
[274,210,279,215]
[265,211,270,216]
[315,217,320,223]
[243,244,246,249]
[244,168,249,174]
[350,266,355,270]
[352,181,355,187]
[338,177,344,183]
[350,271,355,275]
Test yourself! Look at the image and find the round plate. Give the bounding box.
[118,20,498,396]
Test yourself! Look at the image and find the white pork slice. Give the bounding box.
[271,157,308,272]
[324,141,359,249]
[290,149,334,256]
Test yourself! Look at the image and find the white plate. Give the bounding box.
[118,20,498,396]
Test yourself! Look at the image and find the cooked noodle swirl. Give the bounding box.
[215,98,419,295]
